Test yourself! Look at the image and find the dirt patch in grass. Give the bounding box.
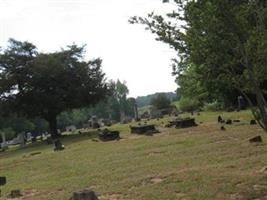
[148,151,165,156]
[98,193,125,200]
[6,189,44,200]
[175,191,187,198]
[150,177,164,184]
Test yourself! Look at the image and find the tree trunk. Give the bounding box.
[245,57,267,132]
[47,116,60,140]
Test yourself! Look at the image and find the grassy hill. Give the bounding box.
[1,111,267,200]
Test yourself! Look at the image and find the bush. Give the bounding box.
[178,97,200,112]
[0,128,16,142]
[203,101,224,111]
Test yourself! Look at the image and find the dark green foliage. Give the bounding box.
[0,128,16,142]
[0,39,109,138]
[178,97,200,112]
[131,0,267,131]
[136,92,178,107]
[55,80,136,127]
[150,93,171,110]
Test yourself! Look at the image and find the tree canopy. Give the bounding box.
[130,0,267,131]
[0,39,109,139]
[150,93,171,110]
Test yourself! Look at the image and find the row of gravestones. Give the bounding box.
[217,115,256,125]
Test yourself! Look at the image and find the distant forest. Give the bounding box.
[136,92,179,108]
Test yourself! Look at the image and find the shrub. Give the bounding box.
[203,101,224,111]
[178,97,200,112]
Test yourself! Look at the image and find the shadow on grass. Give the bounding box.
[0,130,99,158]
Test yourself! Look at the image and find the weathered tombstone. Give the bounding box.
[98,129,120,141]
[89,116,101,129]
[0,177,6,186]
[66,125,77,132]
[0,176,6,197]
[17,132,26,147]
[226,119,232,125]
[218,116,222,123]
[130,124,159,134]
[0,132,8,151]
[10,189,22,198]
[72,189,98,200]
[250,120,257,125]
[249,136,262,143]
[175,118,197,128]
[237,96,245,111]
[54,139,65,151]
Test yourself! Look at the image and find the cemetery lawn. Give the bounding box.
[1,111,267,200]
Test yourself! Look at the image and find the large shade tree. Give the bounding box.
[0,39,109,142]
[130,0,267,131]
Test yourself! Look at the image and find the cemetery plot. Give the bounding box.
[98,129,120,141]
[130,124,159,134]
[166,118,197,128]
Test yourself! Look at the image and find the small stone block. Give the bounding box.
[0,177,6,186]
[10,190,22,198]
[250,120,257,125]
[249,136,262,143]
[72,189,98,200]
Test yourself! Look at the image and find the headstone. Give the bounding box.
[237,96,245,111]
[89,116,101,129]
[17,133,26,146]
[0,177,6,186]
[218,116,222,123]
[0,176,6,197]
[175,118,197,128]
[249,136,262,143]
[250,120,257,125]
[130,124,159,134]
[54,139,65,151]
[1,132,8,150]
[72,189,98,200]
[10,190,22,198]
[66,125,77,132]
[98,129,120,141]
[226,119,232,125]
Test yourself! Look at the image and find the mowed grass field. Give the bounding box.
[1,111,267,200]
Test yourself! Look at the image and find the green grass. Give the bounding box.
[1,111,267,200]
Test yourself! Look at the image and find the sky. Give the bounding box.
[0,0,178,97]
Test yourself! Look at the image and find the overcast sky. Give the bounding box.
[0,0,177,97]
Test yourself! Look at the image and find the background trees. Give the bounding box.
[150,93,171,110]
[130,0,267,131]
[0,39,109,140]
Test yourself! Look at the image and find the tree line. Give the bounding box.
[0,40,136,144]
